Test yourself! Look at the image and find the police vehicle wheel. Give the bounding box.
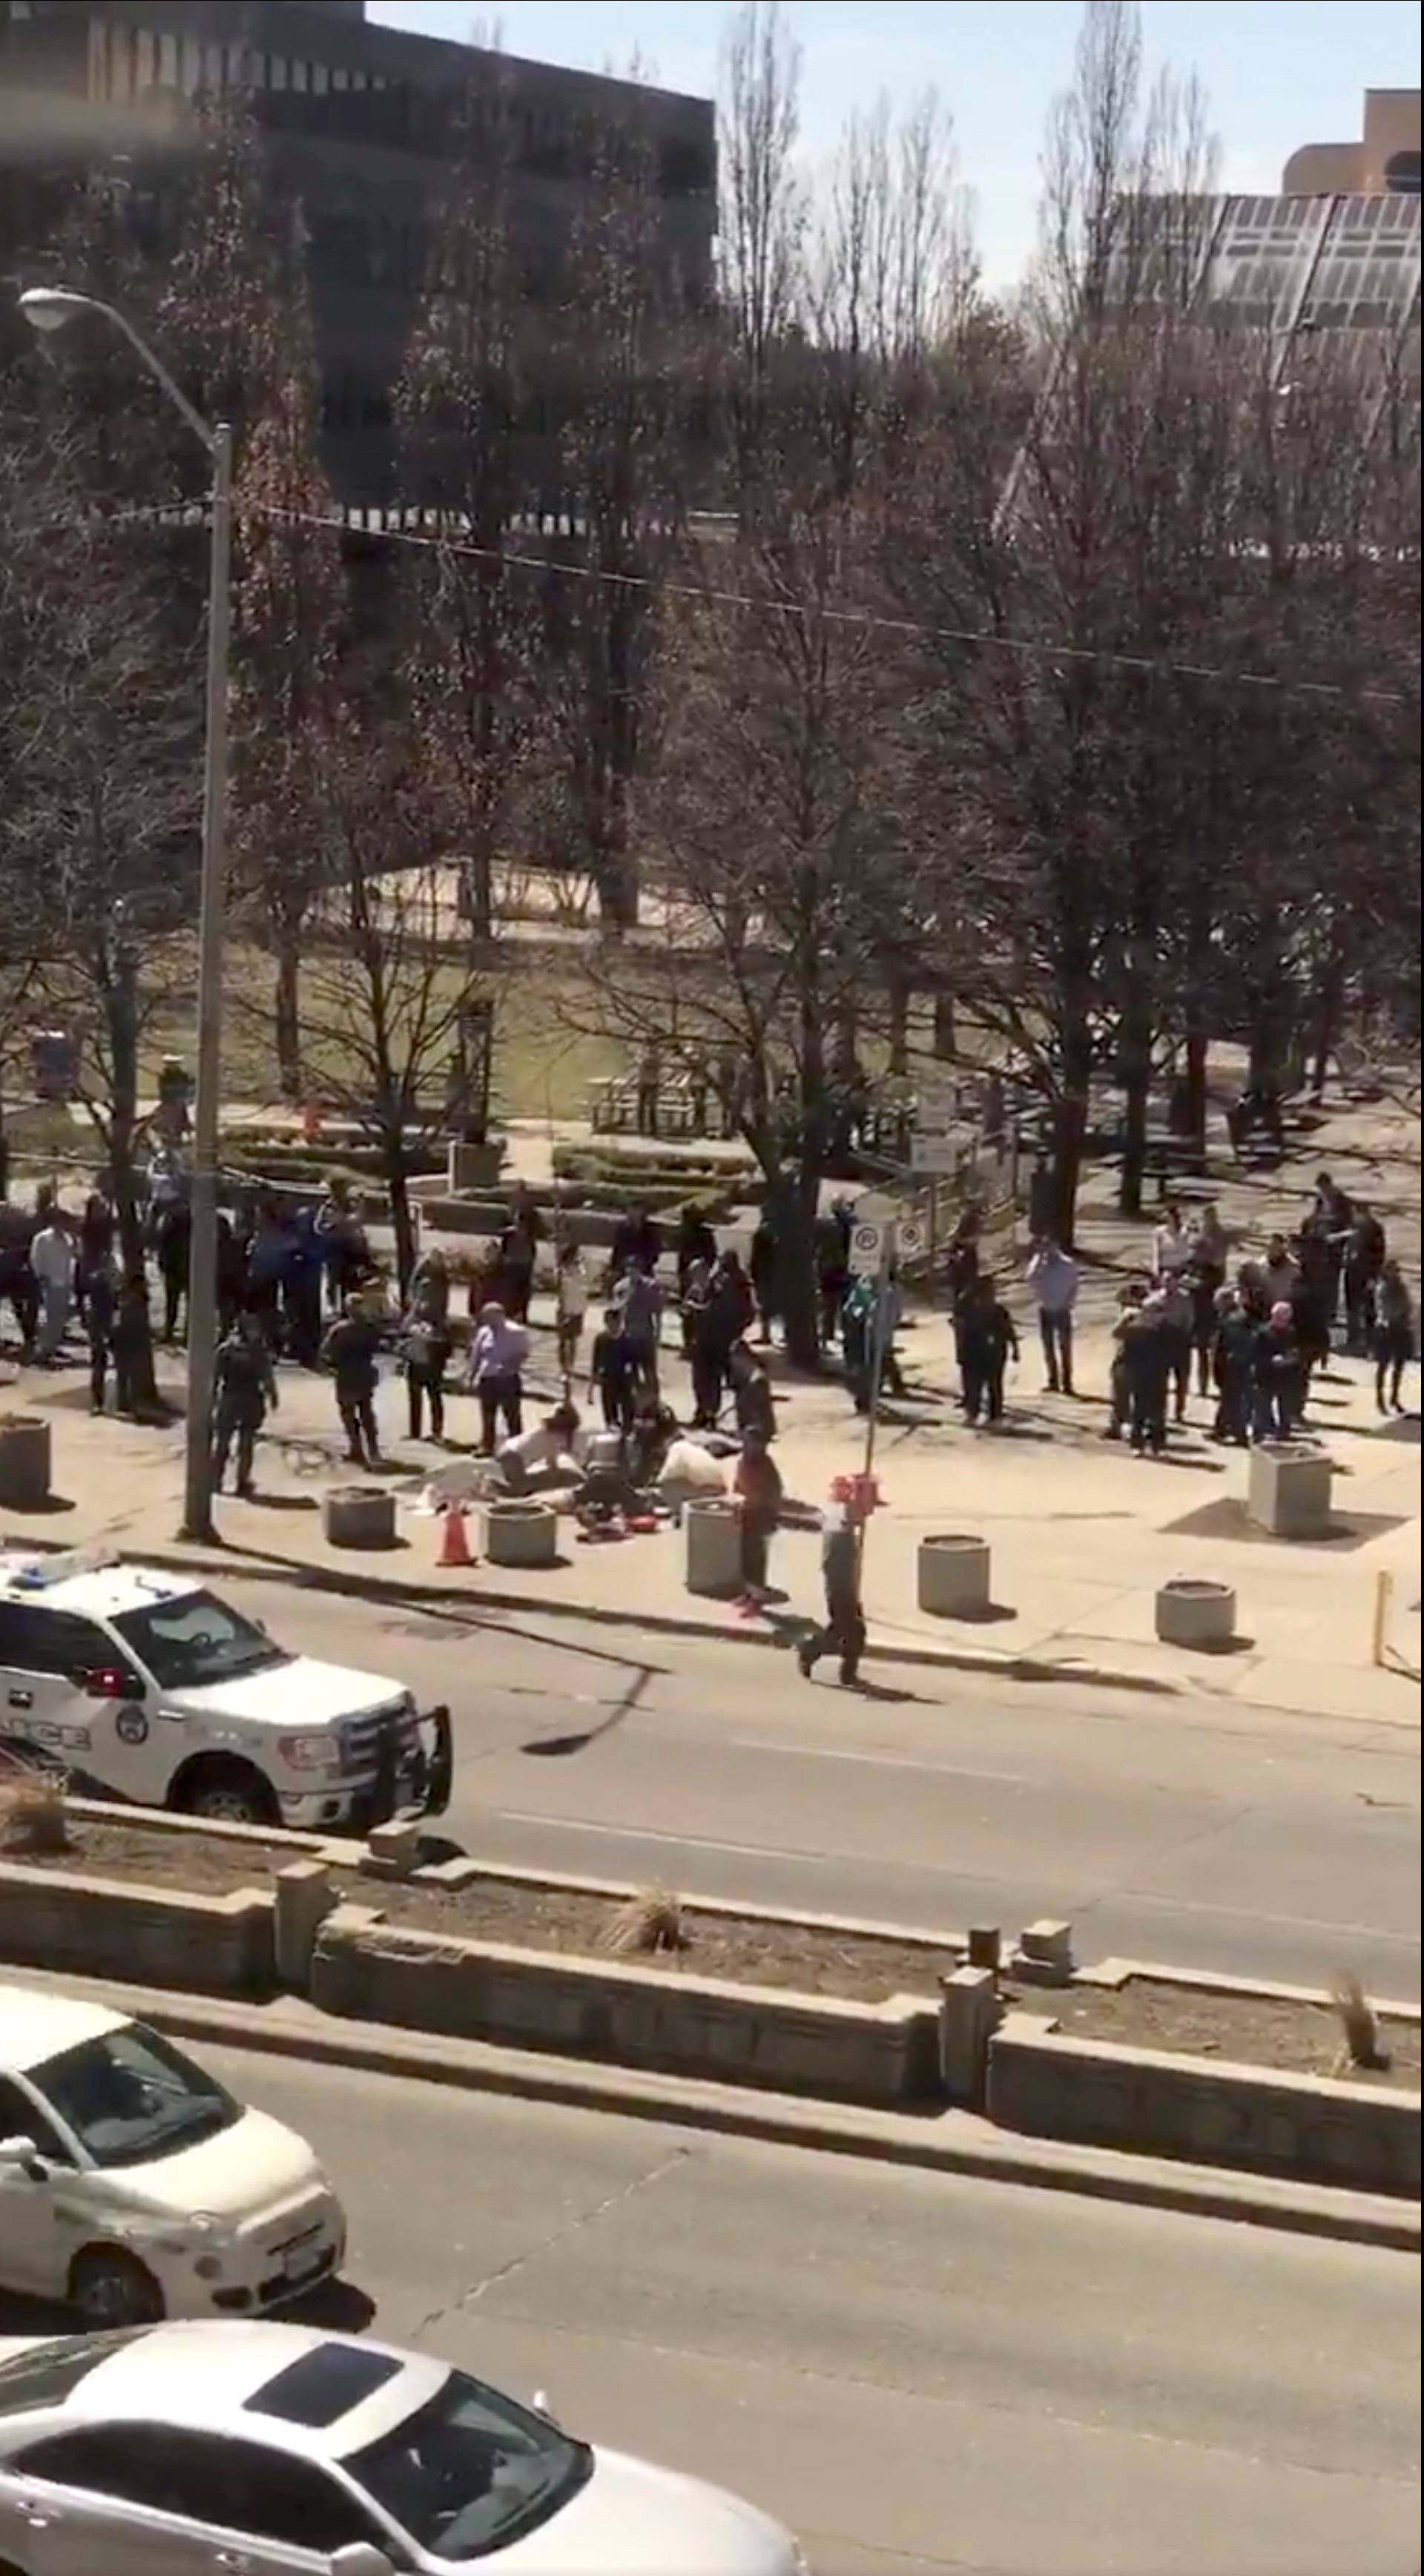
[69,2247,165,2329]
[177,1754,279,1827]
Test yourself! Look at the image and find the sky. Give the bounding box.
[369,0,1422,284]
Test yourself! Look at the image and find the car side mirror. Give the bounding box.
[0,2134,47,2182]
[328,2549,395,2576]
[83,1667,145,1702]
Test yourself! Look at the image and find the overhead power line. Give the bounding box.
[96,492,1420,708]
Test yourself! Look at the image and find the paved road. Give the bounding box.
[222,1577,1423,1998]
[47,2039,1420,2576]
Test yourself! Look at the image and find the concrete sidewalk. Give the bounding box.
[2,1305,1417,1724]
[3,1080,1417,1723]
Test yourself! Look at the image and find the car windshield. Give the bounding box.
[34,2024,240,2169]
[0,2331,151,2415]
[112,1591,290,1690]
[344,2365,593,2561]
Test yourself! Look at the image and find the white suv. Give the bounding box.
[0,1551,451,1832]
[0,1986,346,2329]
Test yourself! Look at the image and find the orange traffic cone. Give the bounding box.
[438,1502,473,1569]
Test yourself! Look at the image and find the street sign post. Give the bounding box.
[848,1218,891,1278]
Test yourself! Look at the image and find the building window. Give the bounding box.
[271,54,288,90]
[332,66,349,90]
[136,26,156,86]
[158,30,179,86]
[202,43,223,88]
[292,59,309,91]
[312,60,329,93]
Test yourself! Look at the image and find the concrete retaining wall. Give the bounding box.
[0,1863,274,1996]
[310,1906,937,2106]
[987,2017,1420,2198]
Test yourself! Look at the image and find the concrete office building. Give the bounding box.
[0,0,716,500]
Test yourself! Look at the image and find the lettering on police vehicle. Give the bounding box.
[0,1717,91,1754]
[115,1708,149,1747]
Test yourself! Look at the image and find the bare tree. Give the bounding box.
[549,139,691,927]
[718,0,804,504]
[576,492,911,1366]
[286,704,477,1294]
[231,301,349,1103]
[22,521,200,1399]
[397,80,544,1139]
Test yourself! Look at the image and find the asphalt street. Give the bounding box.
[85,2040,1424,2576]
[222,1576,1423,1998]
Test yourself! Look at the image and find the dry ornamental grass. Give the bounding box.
[0,1771,73,1857]
[1330,1969,1391,2073]
[601,1884,689,1957]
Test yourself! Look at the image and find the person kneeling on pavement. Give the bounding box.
[211,1313,278,1498]
[797,1476,868,1687]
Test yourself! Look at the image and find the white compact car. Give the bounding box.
[0,1550,451,1832]
[0,2319,808,2575]
[0,1987,346,2328]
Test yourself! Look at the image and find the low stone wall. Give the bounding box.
[0,1862,274,1996]
[310,1905,937,2106]
[987,2017,1420,2199]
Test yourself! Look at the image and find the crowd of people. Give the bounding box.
[1011,1172,1416,1459]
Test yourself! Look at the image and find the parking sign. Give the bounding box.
[849,1220,890,1278]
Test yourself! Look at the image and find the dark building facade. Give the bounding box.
[1,0,716,499]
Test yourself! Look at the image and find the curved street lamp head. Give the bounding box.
[17,285,102,337]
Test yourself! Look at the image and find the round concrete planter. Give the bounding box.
[322,1485,398,1550]
[1155,1576,1236,1650]
[917,1533,992,1618]
[0,1416,51,1511]
[1247,1439,1334,1539]
[484,1499,558,1570]
[685,1497,745,1598]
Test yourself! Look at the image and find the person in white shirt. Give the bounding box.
[555,1243,589,1376]
[1025,1239,1079,1394]
[30,1215,75,1361]
[498,1402,583,1493]
[1153,1201,1193,1279]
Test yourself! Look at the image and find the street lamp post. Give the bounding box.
[19,287,232,1543]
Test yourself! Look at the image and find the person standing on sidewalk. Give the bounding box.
[1026,1238,1078,1394]
[1210,1288,1255,1445]
[85,1255,119,1416]
[30,1207,74,1361]
[400,1284,452,1443]
[211,1313,278,1498]
[322,1292,384,1468]
[797,1477,868,1685]
[957,1273,1020,1426]
[1370,1260,1415,1415]
[734,1424,783,1608]
[467,1298,527,1453]
[555,1242,589,1377]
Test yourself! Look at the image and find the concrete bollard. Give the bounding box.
[0,1416,51,1511]
[1011,1918,1075,1987]
[938,1965,1001,2104]
[360,1819,423,1880]
[1154,1577,1237,1649]
[483,1499,558,1569]
[323,1485,398,1550]
[917,1533,992,1619]
[1247,1441,1334,1539]
[274,1860,335,1988]
[685,1497,745,1599]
